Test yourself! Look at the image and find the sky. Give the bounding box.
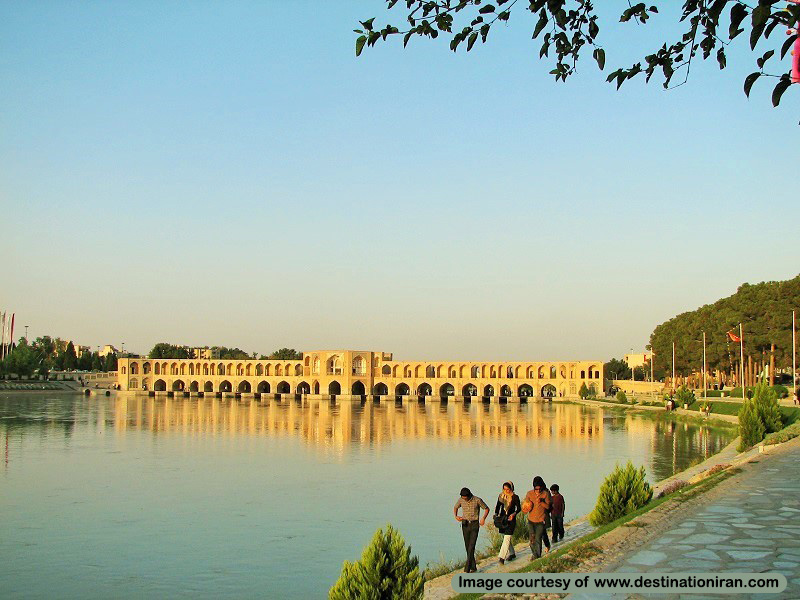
[1,1,797,361]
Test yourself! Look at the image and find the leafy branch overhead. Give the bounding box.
[355,1,799,108]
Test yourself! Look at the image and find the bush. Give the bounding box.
[329,524,423,600]
[675,385,696,406]
[657,480,688,499]
[579,383,589,399]
[588,461,653,526]
[772,384,789,399]
[752,383,782,434]
[763,422,800,446]
[706,464,730,476]
[737,399,765,452]
[615,390,627,403]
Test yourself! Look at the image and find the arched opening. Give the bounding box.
[382,365,391,375]
[417,383,432,396]
[327,355,342,375]
[190,381,199,392]
[217,364,225,376]
[550,366,557,379]
[172,380,185,391]
[277,381,291,394]
[541,384,557,398]
[581,370,586,379]
[506,366,514,379]
[374,383,389,396]
[537,366,545,378]
[264,364,272,376]
[313,381,320,394]
[404,366,412,377]
[130,362,139,375]
[245,364,252,376]
[483,384,494,397]
[257,381,270,394]
[426,365,436,378]
[352,356,366,375]
[256,364,263,376]
[295,364,302,376]
[589,383,598,395]
[141,377,149,390]
[560,366,567,378]
[439,383,455,397]
[395,383,410,396]
[328,381,341,395]
[313,357,320,374]
[188,364,194,376]
[471,365,480,378]
[463,383,477,396]
[129,378,138,389]
[180,363,186,375]
[352,381,366,396]
[304,356,310,367]
[238,381,251,393]
[500,385,512,397]
[219,380,232,393]
[276,364,283,376]
[154,363,160,375]
[154,379,167,392]
[297,381,311,395]
[489,368,497,378]
[204,381,214,392]
[518,384,534,397]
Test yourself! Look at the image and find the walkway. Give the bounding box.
[571,436,800,600]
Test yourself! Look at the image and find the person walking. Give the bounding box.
[550,483,565,543]
[494,481,521,565]
[522,475,551,560]
[454,487,489,573]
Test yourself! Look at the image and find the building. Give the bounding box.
[115,349,604,399]
[624,351,652,369]
[99,344,119,357]
[190,347,220,360]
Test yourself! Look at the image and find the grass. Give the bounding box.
[451,466,740,599]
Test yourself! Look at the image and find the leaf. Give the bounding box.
[781,34,797,60]
[716,47,726,70]
[593,48,606,70]
[750,22,766,51]
[467,31,478,51]
[772,77,791,107]
[751,4,769,29]
[478,4,495,14]
[756,50,774,69]
[729,3,747,39]
[533,11,548,39]
[743,72,760,98]
[355,35,366,57]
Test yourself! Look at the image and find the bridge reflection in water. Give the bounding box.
[110,397,604,447]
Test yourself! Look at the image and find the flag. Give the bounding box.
[727,331,741,343]
[9,313,14,344]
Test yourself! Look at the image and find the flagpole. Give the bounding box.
[703,331,707,402]
[0,311,5,361]
[740,322,745,390]
[672,341,676,389]
[793,310,797,403]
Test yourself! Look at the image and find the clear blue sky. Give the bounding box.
[2,1,797,360]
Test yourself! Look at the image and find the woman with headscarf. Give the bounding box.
[494,481,521,564]
[521,475,551,560]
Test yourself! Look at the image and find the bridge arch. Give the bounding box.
[439,383,455,397]
[190,381,199,392]
[297,381,311,395]
[500,385,512,397]
[172,379,185,392]
[237,380,251,393]
[463,383,477,396]
[219,380,232,393]
[328,381,341,395]
[518,384,534,397]
[541,383,556,397]
[374,382,389,395]
[395,383,410,396]
[352,381,366,396]
[257,381,270,394]
[483,384,494,397]
[204,381,214,392]
[417,382,432,396]
[276,381,291,394]
[154,379,167,392]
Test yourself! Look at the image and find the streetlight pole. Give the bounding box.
[121,342,125,356]
[702,331,707,403]
[24,325,29,341]
[793,310,796,403]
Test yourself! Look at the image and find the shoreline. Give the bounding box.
[424,399,743,599]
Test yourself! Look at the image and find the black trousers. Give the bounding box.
[552,515,565,542]
[527,521,546,559]
[461,520,480,572]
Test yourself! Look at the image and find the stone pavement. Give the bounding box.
[568,436,800,600]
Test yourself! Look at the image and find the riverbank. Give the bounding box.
[424,401,742,599]
[0,380,82,392]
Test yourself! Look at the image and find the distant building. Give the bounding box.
[191,347,220,360]
[99,345,119,357]
[624,351,652,369]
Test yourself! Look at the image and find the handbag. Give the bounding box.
[493,513,505,529]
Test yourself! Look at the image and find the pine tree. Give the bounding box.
[64,342,78,370]
[329,524,423,600]
[737,398,766,451]
[588,461,653,526]
[578,382,589,399]
[751,382,782,434]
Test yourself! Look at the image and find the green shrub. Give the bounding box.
[675,385,696,406]
[330,524,423,600]
[615,390,627,403]
[737,398,765,452]
[588,461,653,526]
[763,422,800,446]
[752,382,782,434]
[772,384,789,399]
[579,383,589,399]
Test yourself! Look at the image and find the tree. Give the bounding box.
[3,339,39,378]
[604,358,631,380]
[737,397,765,451]
[589,461,653,526]
[149,343,192,359]
[63,342,78,370]
[91,353,103,371]
[329,524,423,600]
[356,1,799,110]
[578,382,589,399]
[104,353,118,372]
[78,350,93,371]
[269,348,303,360]
[751,382,782,434]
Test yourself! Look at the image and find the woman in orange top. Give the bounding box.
[521,475,551,560]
